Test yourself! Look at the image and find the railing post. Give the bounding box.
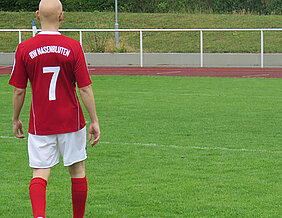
[79,31,82,46]
[261,30,264,68]
[32,20,37,37]
[140,30,143,67]
[18,31,22,44]
[200,30,203,67]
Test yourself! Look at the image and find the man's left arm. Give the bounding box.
[12,87,26,138]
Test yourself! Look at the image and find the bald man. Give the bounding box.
[9,0,100,217]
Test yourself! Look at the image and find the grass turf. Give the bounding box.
[0,12,281,53]
[0,74,281,217]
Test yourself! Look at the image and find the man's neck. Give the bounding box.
[41,24,60,32]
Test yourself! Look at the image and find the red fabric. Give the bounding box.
[29,177,47,218]
[71,176,88,218]
[9,32,92,135]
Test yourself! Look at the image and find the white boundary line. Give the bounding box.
[100,141,282,154]
[0,91,32,94]
[1,136,280,154]
[0,136,19,139]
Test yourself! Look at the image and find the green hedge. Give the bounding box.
[0,0,281,14]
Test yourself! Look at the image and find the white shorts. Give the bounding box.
[28,127,87,168]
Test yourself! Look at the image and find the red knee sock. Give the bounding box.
[29,177,47,218]
[71,176,88,218]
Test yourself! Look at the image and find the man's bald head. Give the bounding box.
[37,0,63,26]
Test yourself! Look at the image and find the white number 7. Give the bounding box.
[43,66,60,101]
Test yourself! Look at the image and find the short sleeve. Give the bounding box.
[9,44,28,89]
[74,43,92,88]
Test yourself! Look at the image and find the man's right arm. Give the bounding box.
[78,85,100,146]
[12,87,26,138]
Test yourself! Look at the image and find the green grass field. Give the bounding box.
[0,74,281,217]
[0,12,281,53]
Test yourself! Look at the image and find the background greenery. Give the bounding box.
[1,74,282,217]
[0,0,281,14]
[0,12,281,53]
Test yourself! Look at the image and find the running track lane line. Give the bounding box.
[88,67,282,78]
[156,71,182,75]
[242,74,270,78]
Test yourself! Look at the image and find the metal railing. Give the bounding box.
[0,28,281,68]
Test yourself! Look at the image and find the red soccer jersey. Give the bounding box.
[9,31,92,135]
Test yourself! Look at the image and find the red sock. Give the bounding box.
[29,177,47,218]
[71,176,88,218]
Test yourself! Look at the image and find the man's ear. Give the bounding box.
[59,11,64,22]
[36,10,40,21]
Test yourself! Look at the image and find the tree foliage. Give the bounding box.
[0,0,281,14]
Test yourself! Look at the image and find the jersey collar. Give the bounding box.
[38,31,61,35]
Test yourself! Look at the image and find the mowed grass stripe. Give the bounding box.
[0,74,281,217]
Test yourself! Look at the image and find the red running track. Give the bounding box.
[1,66,282,78]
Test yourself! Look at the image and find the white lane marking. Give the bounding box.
[242,74,270,78]
[100,141,281,154]
[0,136,18,139]
[0,92,13,94]
[0,66,12,69]
[156,71,182,75]
[0,91,32,94]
